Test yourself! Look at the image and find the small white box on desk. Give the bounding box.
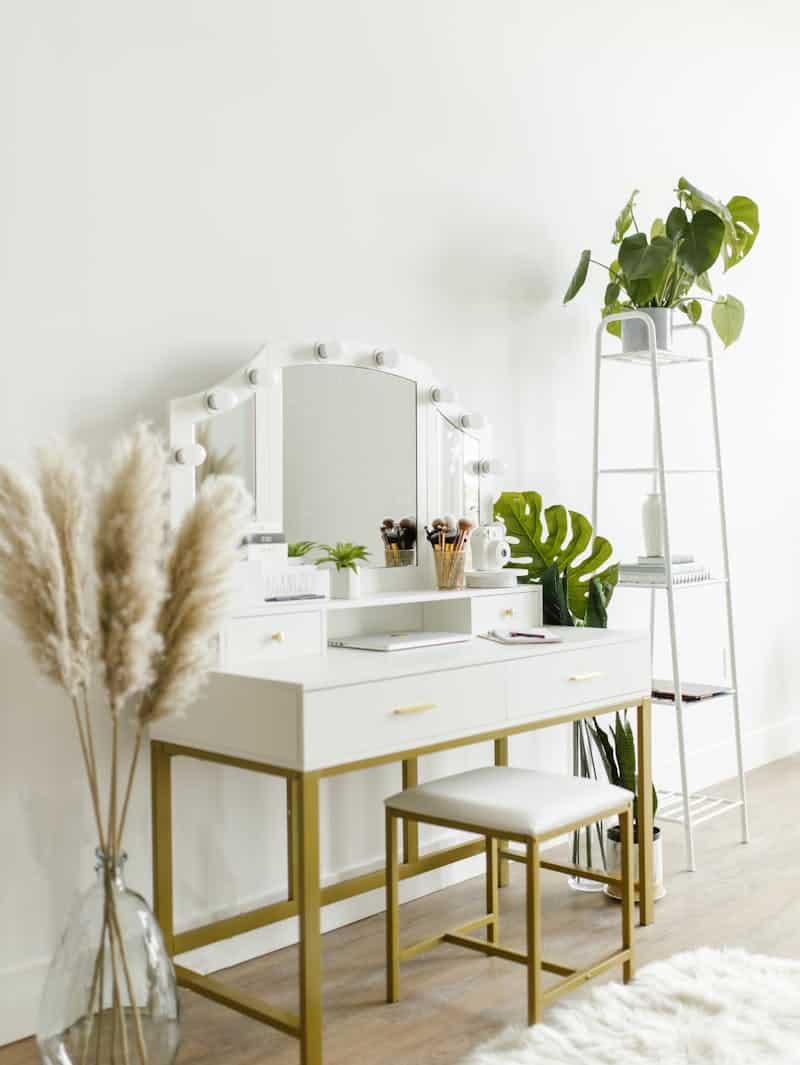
[232,561,330,611]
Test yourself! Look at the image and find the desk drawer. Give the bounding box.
[507,638,650,721]
[470,590,541,635]
[303,665,506,770]
[223,610,324,665]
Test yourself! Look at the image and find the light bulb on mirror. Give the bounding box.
[315,340,343,361]
[474,458,506,476]
[174,443,207,468]
[374,348,400,368]
[459,412,485,430]
[431,386,456,405]
[205,388,237,412]
[246,367,261,386]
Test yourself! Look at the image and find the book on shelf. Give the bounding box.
[652,679,734,702]
[619,559,712,585]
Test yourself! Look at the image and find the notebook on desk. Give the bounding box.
[328,632,471,652]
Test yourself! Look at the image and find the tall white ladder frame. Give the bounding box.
[591,310,749,871]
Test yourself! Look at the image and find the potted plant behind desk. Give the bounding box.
[563,176,759,350]
[588,715,665,901]
[315,542,370,600]
[493,491,619,890]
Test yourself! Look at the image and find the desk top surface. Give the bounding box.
[215,627,649,693]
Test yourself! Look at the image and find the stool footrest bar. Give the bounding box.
[400,913,495,963]
[174,965,301,1038]
[543,948,632,1004]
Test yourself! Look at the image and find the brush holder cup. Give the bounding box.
[433,548,466,591]
[384,548,416,567]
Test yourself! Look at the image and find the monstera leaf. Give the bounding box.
[493,491,618,623]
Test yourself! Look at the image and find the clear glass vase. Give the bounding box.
[38,850,180,1065]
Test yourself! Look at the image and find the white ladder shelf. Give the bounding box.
[591,311,749,872]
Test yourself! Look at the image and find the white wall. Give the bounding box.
[2,0,800,1044]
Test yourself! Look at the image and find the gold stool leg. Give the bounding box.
[485,836,499,944]
[526,838,542,1025]
[620,806,635,984]
[494,738,510,887]
[386,809,400,1003]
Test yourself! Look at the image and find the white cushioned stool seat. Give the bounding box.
[385,766,631,837]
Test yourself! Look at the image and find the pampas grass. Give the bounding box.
[0,424,249,1065]
[0,468,73,691]
[95,423,168,713]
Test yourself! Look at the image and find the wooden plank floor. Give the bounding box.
[4,755,798,1064]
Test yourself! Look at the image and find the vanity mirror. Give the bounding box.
[169,340,500,584]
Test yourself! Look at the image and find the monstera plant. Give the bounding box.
[493,490,618,628]
[563,176,759,347]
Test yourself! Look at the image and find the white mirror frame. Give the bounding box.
[169,339,500,591]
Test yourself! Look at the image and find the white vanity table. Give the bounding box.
[152,340,652,1065]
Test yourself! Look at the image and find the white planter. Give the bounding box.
[331,566,361,600]
[605,825,666,902]
[622,307,673,353]
[641,492,664,557]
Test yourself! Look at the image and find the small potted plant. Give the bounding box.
[315,542,370,600]
[288,540,317,566]
[564,177,759,351]
[588,712,665,902]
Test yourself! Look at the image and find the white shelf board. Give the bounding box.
[618,577,728,590]
[602,350,710,367]
[656,789,743,828]
[326,584,529,611]
[599,466,719,475]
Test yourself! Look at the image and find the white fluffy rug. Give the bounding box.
[462,948,800,1065]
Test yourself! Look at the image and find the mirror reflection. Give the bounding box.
[195,395,256,515]
[432,409,480,526]
[283,365,417,567]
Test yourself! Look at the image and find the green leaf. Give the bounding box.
[563,249,591,303]
[614,712,637,796]
[619,234,672,282]
[604,282,620,305]
[612,189,639,244]
[711,295,745,347]
[609,260,621,281]
[727,195,759,261]
[542,562,574,626]
[585,577,610,628]
[696,270,713,294]
[493,491,618,622]
[679,299,702,324]
[676,210,725,275]
[650,217,666,239]
[666,206,688,242]
[588,719,621,787]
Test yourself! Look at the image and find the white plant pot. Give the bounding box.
[641,492,664,557]
[331,566,361,600]
[605,825,666,902]
[621,307,673,353]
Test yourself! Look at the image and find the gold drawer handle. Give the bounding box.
[270,631,286,643]
[392,703,438,716]
[568,671,604,682]
[502,608,515,618]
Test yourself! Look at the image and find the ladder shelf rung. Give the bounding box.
[601,350,711,367]
[656,790,743,827]
[618,577,728,590]
[598,466,720,475]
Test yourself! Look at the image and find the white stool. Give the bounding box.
[384,766,635,1024]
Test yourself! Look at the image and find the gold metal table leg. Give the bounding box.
[637,699,654,925]
[151,741,174,954]
[494,737,510,887]
[298,772,322,1065]
[525,838,542,1025]
[401,758,419,864]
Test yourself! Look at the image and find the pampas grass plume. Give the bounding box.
[95,423,168,712]
[36,442,93,690]
[0,467,73,690]
[141,475,249,725]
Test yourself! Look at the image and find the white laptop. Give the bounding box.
[328,631,471,653]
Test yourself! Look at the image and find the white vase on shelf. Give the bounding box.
[641,492,664,557]
[621,307,673,353]
[331,566,361,600]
